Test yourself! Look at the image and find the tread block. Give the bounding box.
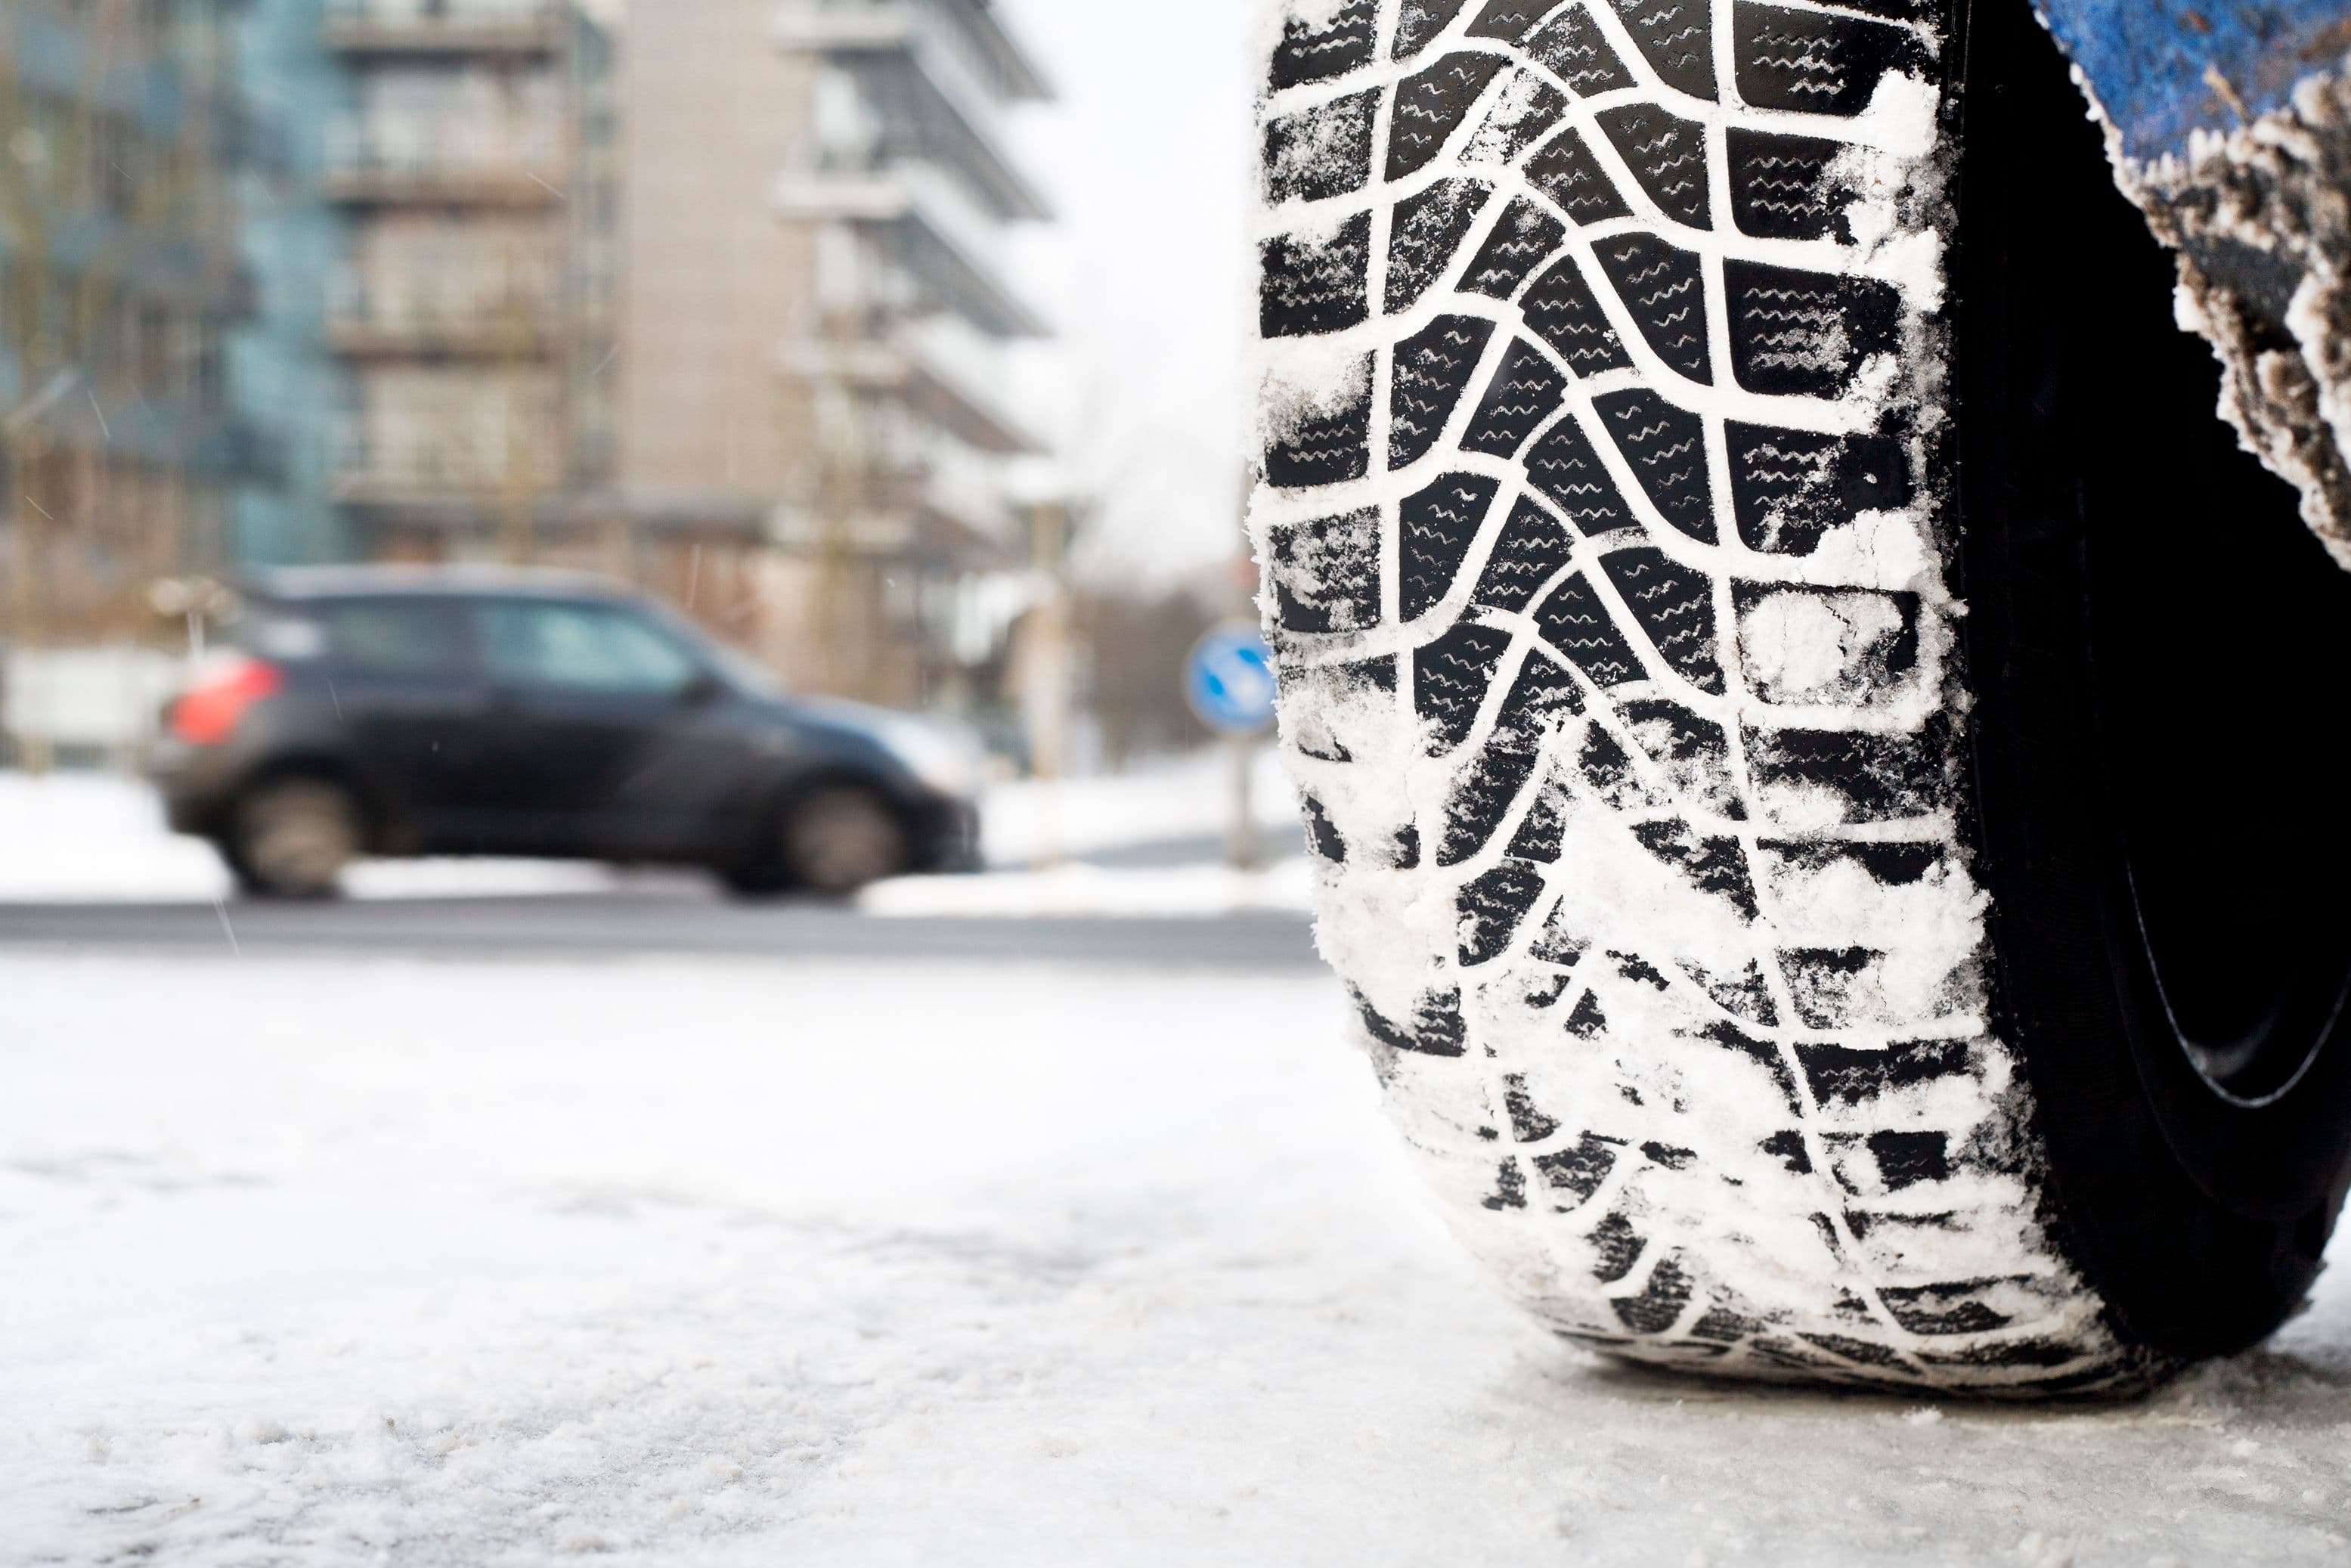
[1612,1253,1696,1334]
[1302,794,1349,862]
[1733,4,1924,118]
[1596,103,1713,229]
[1263,354,1374,488]
[1389,51,1510,180]
[1492,652,1586,752]
[1680,957,1780,1025]
[1266,509,1383,635]
[1799,1331,1910,1369]
[1779,947,1882,1029]
[1529,899,1590,965]
[1747,720,1953,824]
[1460,860,1550,964]
[1467,0,1560,42]
[1460,197,1569,300]
[1727,128,1848,240]
[1632,820,1760,919]
[1271,0,1377,88]
[1761,838,1945,888]
[1705,1021,1804,1114]
[1462,338,1570,457]
[1391,315,1499,469]
[1536,573,1645,688]
[1523,126,1634,224]
[1727,423,1912,555]
[1796,1043,1984,1105]
[1602,547,1725,693]
[1463,68,1572,166]
[1415,623,1516,749]
[1913,1338,2092,1371]
[1265,89,1381,205]
[1525,4,1635,95]
[1388,178,1497,313]
[1761,1130,1813,1174]
[1619,699,1745,820]
[1526,418,1637,535]
[1878,1280,2018,1337]
[1358,986,1470,1056]
[1727,261,1903,398]
[1402,472,1501,618]
[1261,214,1372,339]
[1538,1138,1627,1209]
[1594,233,1713,383]
[1503,1072,1563,1141]
[1606,0,1717,100]
[1483,1160,1530,1210]
[1472,498,1578,614]
[1522,254,1634,377]
[1866,1130,1953,1191]
[1508,768,1573,860]
[1438,738,1542,865]
[1395,0,1473,59]
[1594,387,1715,542]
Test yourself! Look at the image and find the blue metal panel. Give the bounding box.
[2036,1,2351,163]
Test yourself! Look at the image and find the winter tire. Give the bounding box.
[1253,0,2351,1393]
[228,778,363,900]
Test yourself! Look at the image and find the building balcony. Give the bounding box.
[333,436,558,507]
[323,0,565,57]
[327,293,554,360]
[835,50,1051,223]
[324,128,566,207]
[773,0,1049,104]
[785,338,1036,456]
[775,162,1045,338]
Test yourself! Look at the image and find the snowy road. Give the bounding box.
[5,953,2350,1566]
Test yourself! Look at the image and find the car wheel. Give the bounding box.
[229,779,363,900]
[1254,0,2350,1394]
[783,786,909,897]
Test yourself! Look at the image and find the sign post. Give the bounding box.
[1183,623,1279,871]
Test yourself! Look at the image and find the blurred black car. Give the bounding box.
[149,567,983,898]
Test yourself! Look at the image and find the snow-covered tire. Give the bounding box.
[1252,0,2351,1394]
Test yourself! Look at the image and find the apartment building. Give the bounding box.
[0,0,263,649]
[321,0,618,563]
[621,0,1052,705]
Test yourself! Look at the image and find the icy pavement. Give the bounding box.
[3,954,2349,1566]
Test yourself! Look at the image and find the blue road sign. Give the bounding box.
[1184,623,1279,736]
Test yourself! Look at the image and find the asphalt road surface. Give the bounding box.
[0,884,1321,968]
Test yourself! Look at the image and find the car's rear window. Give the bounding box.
[317,600,477,677]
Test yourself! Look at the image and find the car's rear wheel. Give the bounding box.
[227,779,363,900]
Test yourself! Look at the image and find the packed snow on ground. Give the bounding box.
[975,745,1296,866]
[0,749,1301,912]
[0,772,618,903]
[3,953,2348,1566]
[860,855,1312,919]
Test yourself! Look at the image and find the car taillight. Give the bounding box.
[169,655,284,746]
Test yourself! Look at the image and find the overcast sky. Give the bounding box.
[995,0,1263,587]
